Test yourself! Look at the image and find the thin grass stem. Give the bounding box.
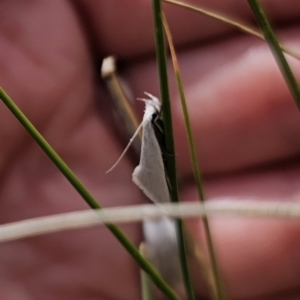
[1,200,300,244]
[163,14,226,300]
[163,0,300,61]
[151,0,196,299]
[140,243,155,300]
[162,0,300,60]
[0,87,180,300]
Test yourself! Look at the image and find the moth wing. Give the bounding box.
[132,117,170,203]
[143,217,183,286]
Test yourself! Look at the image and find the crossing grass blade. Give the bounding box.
[0,87,180,300]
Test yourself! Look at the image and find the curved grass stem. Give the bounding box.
[162,14,226,300]
[163,0,300,61]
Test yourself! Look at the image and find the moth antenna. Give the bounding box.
[144,92,156,99]
[137,92,160,103]
[106,120,144,173]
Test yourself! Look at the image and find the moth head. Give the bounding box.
[137,92,161,115]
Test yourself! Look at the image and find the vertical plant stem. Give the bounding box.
[151,1,196,299]
[140,243,155,300]
[247,0,300,109]
[163,15,225,300]
[0,87,180,300]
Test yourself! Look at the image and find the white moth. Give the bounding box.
[132,93,183,288]
[132,93,170,204]
[107,93,183,287]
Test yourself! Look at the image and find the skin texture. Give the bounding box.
[0,0,300,299]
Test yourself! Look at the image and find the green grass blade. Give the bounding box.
[151,1,196,299]
[247,0,300,109]
[163,14,226,300]
[0,87,180,300]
